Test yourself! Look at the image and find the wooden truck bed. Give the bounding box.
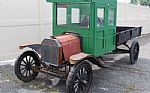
[116,26,142,46]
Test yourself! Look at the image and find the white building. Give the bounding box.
[0,0,150,60]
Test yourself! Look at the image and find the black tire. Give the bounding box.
[130,40,140,64]
[66,61,92,93]
[14,51,40,82]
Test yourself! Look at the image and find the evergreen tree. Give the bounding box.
[131,0,150,7]
[130,0,139,5]
[140,0,150,7]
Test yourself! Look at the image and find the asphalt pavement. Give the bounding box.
[0,34,150,93]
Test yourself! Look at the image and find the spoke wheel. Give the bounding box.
[130,40,140,64]
[66,61,92,93]
[15,51,40,82]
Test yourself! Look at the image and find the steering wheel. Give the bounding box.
[80,16,89,27]
[97,17,104,26]
[80,16,104,27]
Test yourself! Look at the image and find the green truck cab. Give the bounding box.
[49,0,117,56]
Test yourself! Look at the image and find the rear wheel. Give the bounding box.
[130,40,140,64]
[14,51,40,82]
[66,61,92,93]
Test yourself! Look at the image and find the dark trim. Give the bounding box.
[112,48,130,54]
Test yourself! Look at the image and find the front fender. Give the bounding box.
[19,44,41,55]
[81,56,106,68]
[69,53,106,68]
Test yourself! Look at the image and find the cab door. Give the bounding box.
[94,3,107,56]
[105,6,117,52]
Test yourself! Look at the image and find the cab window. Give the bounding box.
[57,7,67,25]
[97,8,104,27]
[57,3,90,28]
[108,9,115,25]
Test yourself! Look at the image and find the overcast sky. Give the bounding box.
[117,0,131,3]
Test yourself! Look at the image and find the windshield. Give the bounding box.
[57,3,91,28]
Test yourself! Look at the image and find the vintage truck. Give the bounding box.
[14,0,142,93]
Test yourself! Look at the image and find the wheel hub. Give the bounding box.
[26,63,31,70]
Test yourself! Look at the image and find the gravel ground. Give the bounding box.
[0,34,150,93]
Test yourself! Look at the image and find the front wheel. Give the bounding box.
[14,51,40,82]
[66,61,92,93]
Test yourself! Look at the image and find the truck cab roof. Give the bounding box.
[46,0,116,3]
